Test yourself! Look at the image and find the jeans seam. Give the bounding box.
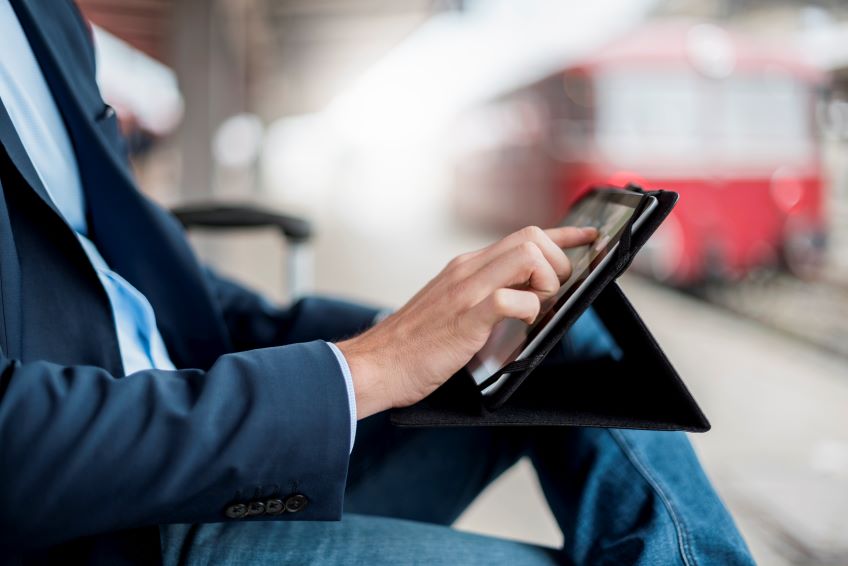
[608,429,696,566]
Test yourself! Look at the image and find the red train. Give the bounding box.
[452,22,827,285]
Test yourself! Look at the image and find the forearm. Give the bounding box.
[0,341,350,550]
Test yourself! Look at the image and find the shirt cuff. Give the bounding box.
[326,342,356,453]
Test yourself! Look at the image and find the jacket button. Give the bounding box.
[246,501,265,516]
[265,498,284,515]
[284,494,308,513]
[224,503,248,519]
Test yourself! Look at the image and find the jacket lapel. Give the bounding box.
[0,70,100,363]
[0,99,62,219]
[9,0,232,369]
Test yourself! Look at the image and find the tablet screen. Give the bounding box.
[467,190,655,388]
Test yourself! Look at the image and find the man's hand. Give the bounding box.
[338,225,598,419]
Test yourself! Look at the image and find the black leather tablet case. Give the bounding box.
[390,186,710,433]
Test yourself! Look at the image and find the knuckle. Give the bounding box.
[491,288,510,314]
[526,243,548,270]
[514,242,544,281]
[445,260,464,281]
[446,254,464,270]
[520,225,545,241]
[447,251,477,277]
[517,243,540,275]
[518,240,539,259]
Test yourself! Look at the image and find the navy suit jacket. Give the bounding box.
[0,1,378,562]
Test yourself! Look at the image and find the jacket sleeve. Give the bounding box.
[203,268,381,351]
[0,340,351,550]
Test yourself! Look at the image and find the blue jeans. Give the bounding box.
[161,311,753,565]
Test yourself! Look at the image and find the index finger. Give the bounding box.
[545,226,598,249]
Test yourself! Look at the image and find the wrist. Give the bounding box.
[337,334,395,419]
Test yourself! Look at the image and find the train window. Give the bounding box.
[715,73,813,163]
[591,68,814,167]
[594,69,702,161]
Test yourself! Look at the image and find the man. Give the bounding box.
[0,1,754,564]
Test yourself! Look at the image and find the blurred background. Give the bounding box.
[77,0,847,564]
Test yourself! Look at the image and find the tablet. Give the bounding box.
[467,189,658,395]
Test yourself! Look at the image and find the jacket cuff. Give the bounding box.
[213,340,352,524]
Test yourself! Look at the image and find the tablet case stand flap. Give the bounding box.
[390,282,710,432]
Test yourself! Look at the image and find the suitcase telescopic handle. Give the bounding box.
[171,203,312,243]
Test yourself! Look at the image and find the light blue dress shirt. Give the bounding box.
[0,0,357,448]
